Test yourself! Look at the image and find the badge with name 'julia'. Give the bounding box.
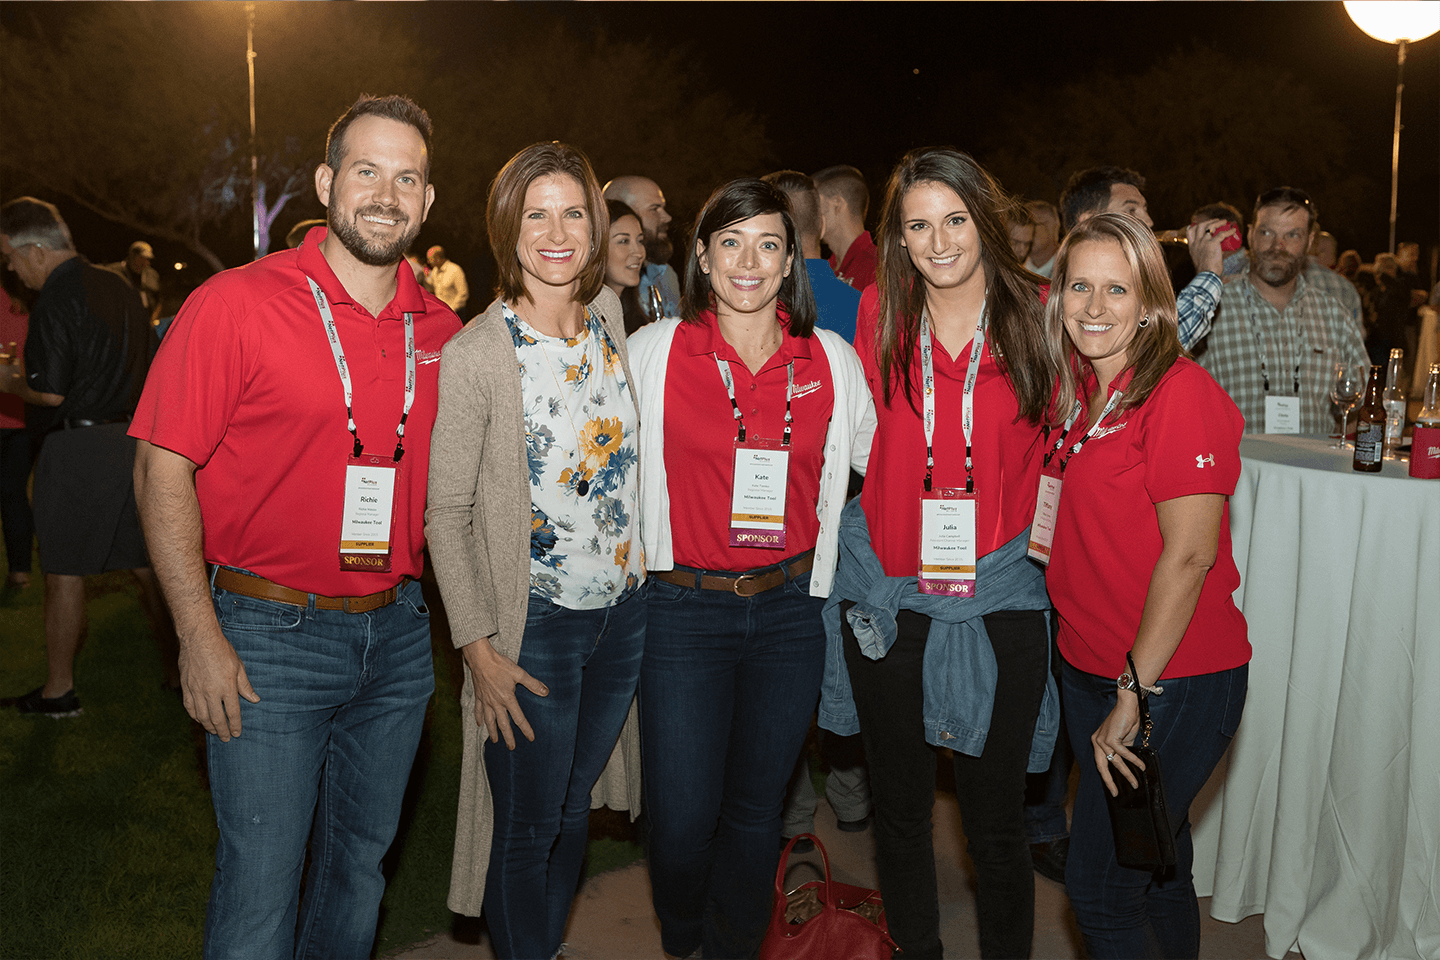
[730,438,790,549]
[918,488,976,596]
[339,454,398,572]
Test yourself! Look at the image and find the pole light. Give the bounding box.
[1343,1,1440,254]
[246,2,260,260]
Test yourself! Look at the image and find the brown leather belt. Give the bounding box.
[653,549,815,598]
[213,567,405,614]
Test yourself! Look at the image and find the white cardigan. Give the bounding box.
[627,317,876,598]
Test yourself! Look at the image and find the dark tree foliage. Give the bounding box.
[978,48,1383,243]
[1,6,771,276]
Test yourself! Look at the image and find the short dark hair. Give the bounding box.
[1060,166,1145,235]
[1253,186,1316,234]
[325,94,433,178]
[486,141,608,306]
[761,170,822,248]
[680,178,817,338]
[812,165,869,220]
[0,196,75,251]
[1191,201,1244,234]
[1044,213,1182,421]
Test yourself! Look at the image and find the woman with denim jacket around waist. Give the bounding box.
[426,142,645,960]
[821,147,1059,960]
[1041,214,1249,959]
[627,178,875,960]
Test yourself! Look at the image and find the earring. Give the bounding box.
[1139,315,1150,327]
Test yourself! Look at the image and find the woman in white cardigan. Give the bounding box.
[627,178,874,960]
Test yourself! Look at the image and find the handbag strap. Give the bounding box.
[1127,652,1154,749]
[775,833,836,907]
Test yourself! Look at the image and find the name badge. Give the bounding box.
[730,439,790,549]
[339,454,398,572]
[918,489,976,596]
[1264,395,1301,434]
[1027,471,1063,564]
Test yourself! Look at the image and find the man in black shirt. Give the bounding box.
[0,197,176,716]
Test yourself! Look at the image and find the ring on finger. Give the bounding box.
[1105,752,1116,761]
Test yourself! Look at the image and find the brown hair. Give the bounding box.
[873,147,1051,423]
[486,142,608,306]
[1043,213,1183,422]
[325,94,433,178]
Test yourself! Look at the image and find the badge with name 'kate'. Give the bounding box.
[339,454,398,572]
[730,438,790,549]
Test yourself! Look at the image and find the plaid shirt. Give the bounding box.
[1193,269,1369,434]
[1176,270,1222,349]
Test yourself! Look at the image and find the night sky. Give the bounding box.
[4,1,1437,295]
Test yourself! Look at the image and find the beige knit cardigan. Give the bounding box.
[425,289,642,917]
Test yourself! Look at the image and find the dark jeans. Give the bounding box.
[482,589,646,960]
[0,427,33,575]
[1062,660,1248,959]
[844,604,1050,960]
[203,575,433,960]
[1024,625,1072,844]
[642,564,824,960]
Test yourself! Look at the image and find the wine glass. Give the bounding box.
[1329,362,1363,448]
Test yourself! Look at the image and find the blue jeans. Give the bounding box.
[482,589,646,960]
[642,563,825,960]
[203,573,433,960]
[1062,660,1248,959]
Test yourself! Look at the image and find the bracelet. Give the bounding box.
[1125,651,1164,697]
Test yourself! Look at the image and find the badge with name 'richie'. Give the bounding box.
[730,438,790,549]
[339,454,398,572]
[918,488,976,596]
[1264,395,1301,434]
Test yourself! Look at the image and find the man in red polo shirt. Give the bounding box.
[814,164,878,294]
[130,94,461,958]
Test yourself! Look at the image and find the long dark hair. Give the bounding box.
[874,147,1051,423]
[604,199,648,333]
[680,178,817,337]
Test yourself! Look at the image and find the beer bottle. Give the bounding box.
[1382,348,1406,460]
[1409,363,1440,479]
[1352,365,1386,472]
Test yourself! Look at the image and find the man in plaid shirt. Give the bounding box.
[1060,166,1231,349]
[1192,187,1369,434]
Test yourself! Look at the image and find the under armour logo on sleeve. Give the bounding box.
[1196,454,1216,468]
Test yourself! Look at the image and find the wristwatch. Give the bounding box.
[1116,670,1139,694]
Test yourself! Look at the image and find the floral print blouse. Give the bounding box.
[505,304,642,608]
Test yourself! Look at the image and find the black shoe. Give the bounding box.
[781,835,815,854]
[836,812,873,833]
[1030,837,1069,883]
[2,686,83,718]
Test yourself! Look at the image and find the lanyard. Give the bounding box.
[714,354,794,446]
[1241,281,1301,396]
[1043,389,1125,474]
[307,278,416,462]
[919,300,987,493]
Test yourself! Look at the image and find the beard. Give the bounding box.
[1252,248,1305,288]
[328,203,421,268]
[643,226,673,265]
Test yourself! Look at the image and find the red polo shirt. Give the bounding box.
[663,311,835,572]
[854,286,1046,576]
[1047,359,1250,679]
[830,231,878,293]
[130,227,461,597]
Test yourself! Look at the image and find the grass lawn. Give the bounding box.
[0,553,644,959]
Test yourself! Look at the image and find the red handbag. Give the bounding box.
[759,833,897,960]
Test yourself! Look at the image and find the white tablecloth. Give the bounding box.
[1191,435,1440,960]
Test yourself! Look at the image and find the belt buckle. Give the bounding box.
[732,573,761,597]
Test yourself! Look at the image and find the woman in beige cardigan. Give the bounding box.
[426,142,644,960]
